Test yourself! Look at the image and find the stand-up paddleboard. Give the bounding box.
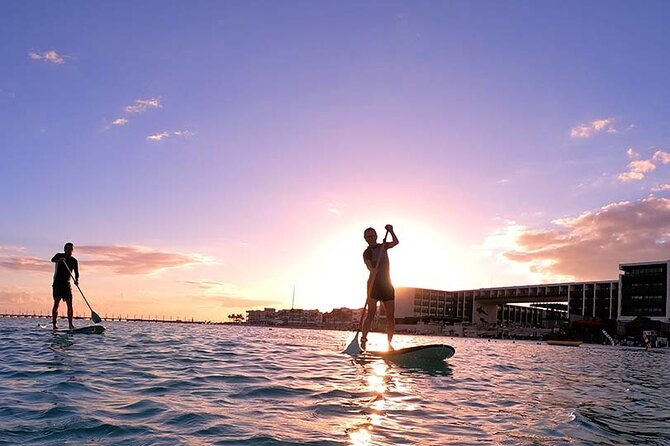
[365,344,455,362]
[63,325,105,334]
[40,324,105,334]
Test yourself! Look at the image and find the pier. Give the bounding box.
[0,313,228,325]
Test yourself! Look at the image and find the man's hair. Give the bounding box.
[363,227,377,236]
[64,242,74,250]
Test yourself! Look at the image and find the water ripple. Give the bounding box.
[1,318,669,445]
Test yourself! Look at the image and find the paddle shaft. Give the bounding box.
[61,260,96,315]
[358,230,390,331]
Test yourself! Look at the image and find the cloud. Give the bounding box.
[618,148,670,182]
[618,160,656,182]
[146,130,192,141]
[182,280,229,289]
[327,201,343,214]
[181,293,280,309]
[178,280,279,309]
[499,196,670,281]
[28,50,65,64]
[0,288,45,311]
[0,256,51,272]
[214,297,280,308]
[181,280,242,295]
[652,150,670,165]
[146,132,169,141]
[107,98,162,129]
[652,183,670,192]
[77,245,216,275]
[0,245,215,276]
[112,118,128,126]
[0,246,26,253]
[125,98,162,114]
[570,118,617,138]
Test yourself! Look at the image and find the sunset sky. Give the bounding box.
[1,2,669,321]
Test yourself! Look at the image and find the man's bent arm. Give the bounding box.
[385,226,399,249]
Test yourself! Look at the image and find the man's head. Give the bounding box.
[363,228,377,246]
[64,242,74,256]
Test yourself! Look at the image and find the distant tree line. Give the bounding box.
[227,314,244,323]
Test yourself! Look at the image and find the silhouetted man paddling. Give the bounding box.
[361,224,399,351]
[51,242,79,329]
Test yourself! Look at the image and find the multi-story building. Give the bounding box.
[618,260,669,321]
[391,259,669,336]
[246,307,277,324]
[244,260,669,338]
[246,307,323,326]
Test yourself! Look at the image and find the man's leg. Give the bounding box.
[65,299,74,329]
[382,300,395,347]
[361,299,377,350]
[52,299,60,329]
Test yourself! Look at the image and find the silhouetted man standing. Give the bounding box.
[51,242,79,329]
[361,224,399,351]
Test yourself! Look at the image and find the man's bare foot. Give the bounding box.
[52,324,57,330]
[69,325,75,330]
[360,337,367,351]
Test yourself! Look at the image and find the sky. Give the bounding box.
[1,1,669,321]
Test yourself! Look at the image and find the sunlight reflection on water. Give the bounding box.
[0,318,669,445]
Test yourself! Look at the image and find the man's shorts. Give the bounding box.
[370,282,395,302]
[52,282,73,302]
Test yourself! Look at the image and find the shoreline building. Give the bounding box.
[242,260,669,340]
[619,261,669,322]
[246,307,323,326]
[392,259,670,338]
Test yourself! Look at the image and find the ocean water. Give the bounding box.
[1,318,669,446]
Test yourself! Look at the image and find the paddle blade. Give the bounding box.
[91,311,102,324]
[343,332,362,356]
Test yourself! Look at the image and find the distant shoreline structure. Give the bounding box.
[0,313,231,325]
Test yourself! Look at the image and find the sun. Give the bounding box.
[292,219,470,311]
[389,219,459,290]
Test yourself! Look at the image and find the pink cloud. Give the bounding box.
[653,150,670,165]
[0,289,45,310]
[187,294,279,308]
[77,245,213,275]
[0,246,26,253]
[0,245,214,275]
[570,118,617,138]
[28,50,65,64]
[503,196,670,280]
[0,257,51,272]
[618,149,669,182]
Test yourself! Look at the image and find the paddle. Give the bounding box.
[344,230,389,355]
[61,260,102,324]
